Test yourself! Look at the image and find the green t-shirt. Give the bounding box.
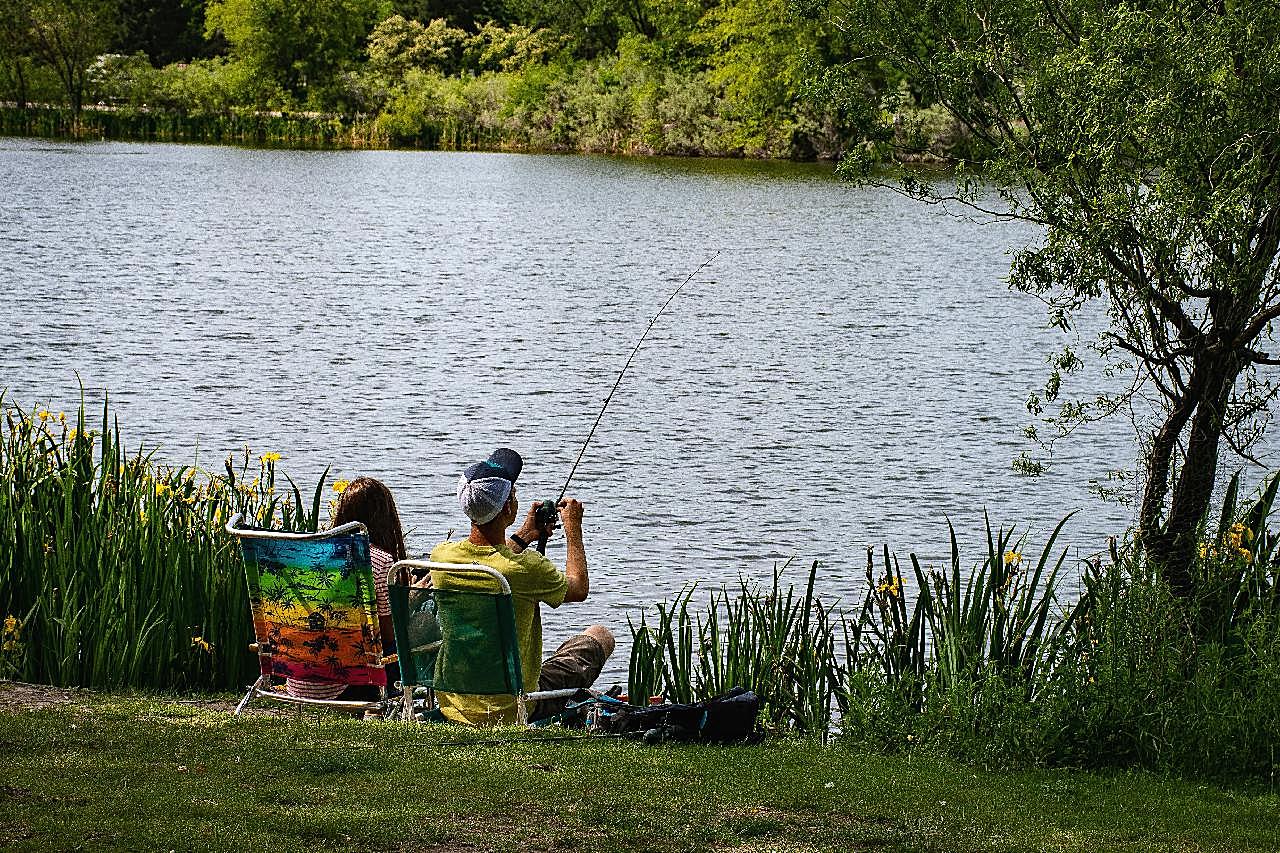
[428,538,568,725]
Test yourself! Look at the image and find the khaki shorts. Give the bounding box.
[530,632,610,721]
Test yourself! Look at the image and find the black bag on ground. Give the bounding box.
[593,686,762,743]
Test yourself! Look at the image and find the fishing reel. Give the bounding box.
[533,499,559,554]
[534,498,559,528]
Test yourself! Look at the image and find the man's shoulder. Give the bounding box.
[429,539,529,577]
[428,540,564,603]
[432,540,554,571]
[429,539,478,563]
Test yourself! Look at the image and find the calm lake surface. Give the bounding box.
[3,138,1170,667]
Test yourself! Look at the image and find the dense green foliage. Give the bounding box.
[0,0,907,157]
[203,0,385,103]
[630,480,1280,781]
[629,561,846,736]
[0,396,328,691]
[4,693,1280,851]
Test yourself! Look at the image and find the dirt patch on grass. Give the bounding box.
[0,681,287,717]
[0,681,90,712]
[171,694,254,713]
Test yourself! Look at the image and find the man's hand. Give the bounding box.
[515,504,555,547]
[558,498,584,540]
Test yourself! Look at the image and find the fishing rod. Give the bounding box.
[534,251,720,553]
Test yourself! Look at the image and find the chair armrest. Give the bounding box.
[409,640,442,656]
[524,688,581,701]
[225,513,368,540]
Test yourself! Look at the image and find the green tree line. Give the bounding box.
[0,0,913,158]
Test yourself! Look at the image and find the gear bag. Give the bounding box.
[585,686,762,743]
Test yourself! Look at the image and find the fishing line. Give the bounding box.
[556,250,720,502]
[529,249,721,550]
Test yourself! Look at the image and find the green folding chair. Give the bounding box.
[226,513,395,716]
[387,560,579,726]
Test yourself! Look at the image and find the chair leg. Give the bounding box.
[233,676,266,717]
[516,695,529,727]
[401,690,414,722]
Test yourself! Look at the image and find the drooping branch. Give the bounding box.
[1245,347,1280,366]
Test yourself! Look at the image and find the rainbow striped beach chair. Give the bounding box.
[226,514,394,716]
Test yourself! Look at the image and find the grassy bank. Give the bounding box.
[2,687,1278,852]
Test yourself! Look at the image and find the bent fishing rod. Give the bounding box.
[534,251,720,553]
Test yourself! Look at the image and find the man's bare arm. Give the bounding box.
[559,498,588,602]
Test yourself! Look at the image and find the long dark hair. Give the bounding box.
[333,477,407,561]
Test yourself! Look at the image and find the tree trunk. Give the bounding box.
[1137,392,1195,548]
[15,59,27,110]
[1140,353,1241,598]
[68,60,82,117]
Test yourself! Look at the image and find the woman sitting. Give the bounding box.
[285,476,407,701]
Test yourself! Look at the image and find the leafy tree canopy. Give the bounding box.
[389,0,510,29]
[5,0,119,112]
[204,0,383,102]
[505,0,710,58]
[115,0,210,64]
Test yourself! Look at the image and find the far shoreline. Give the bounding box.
[0,104,957,169]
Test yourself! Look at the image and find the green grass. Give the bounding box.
[2,689,1278,852]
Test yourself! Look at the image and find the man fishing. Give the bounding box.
[429,448,615,725]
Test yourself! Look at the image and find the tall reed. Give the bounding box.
[0,394,327,691]
[628,518,1073,741]
[838,516,1073,760]
[0,106,376,149]
[628,560,849,737]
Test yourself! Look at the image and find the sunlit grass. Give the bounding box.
[3,691,1278,852]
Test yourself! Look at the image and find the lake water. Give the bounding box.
[2,138,1161,669]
